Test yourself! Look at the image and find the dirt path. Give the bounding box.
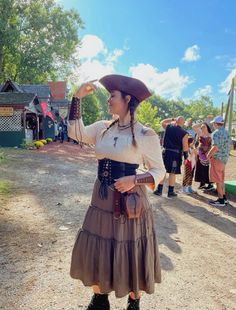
[0,143,236,310]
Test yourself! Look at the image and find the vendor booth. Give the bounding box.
[0,92,39,147]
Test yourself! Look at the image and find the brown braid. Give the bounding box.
[129,102,137,147]
[101,118,119,138]
[121,92,139,147]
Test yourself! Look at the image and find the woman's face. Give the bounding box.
[201,124,208,134]
[107,90,129,116]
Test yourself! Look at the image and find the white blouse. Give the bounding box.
[68,119,165,187]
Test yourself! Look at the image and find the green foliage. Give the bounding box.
[95,87,111,120]
[0,0,84,83]
[81,94,100,125]
[183,96,220,122]
[68,84,100,124]
[20,139,35,149]
[0,180,11,195]
[0,151,6,163]
[136,101,161,133]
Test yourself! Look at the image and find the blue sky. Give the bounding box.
[59,0,236,106]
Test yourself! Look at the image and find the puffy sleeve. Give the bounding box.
[68,119,108,145]
[140,131,166,189]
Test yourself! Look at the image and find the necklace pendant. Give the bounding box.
[113,137,118,147]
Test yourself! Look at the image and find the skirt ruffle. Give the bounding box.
[70,179,161,298]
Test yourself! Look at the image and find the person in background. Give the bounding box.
[207,116,231,207]
[54,120,59,141]
[153,116,188,197]
[182,136,197,194]
[192,122,214,191]
[58,123,65,143]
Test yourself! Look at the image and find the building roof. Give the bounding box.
[48,81,67,99]
[0,79,23,93]
[51,98,69,107]
[0,92,37,106]
[20,84,51,99]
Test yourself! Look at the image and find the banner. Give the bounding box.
[40,102,47,117]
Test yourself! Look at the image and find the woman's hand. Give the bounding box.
[74,80,97,99]
[114,175,136,193]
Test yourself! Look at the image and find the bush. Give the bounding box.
[40,139,47,145]
[34,141,44,149]
[20,139,35,149]
[46,138,53,143]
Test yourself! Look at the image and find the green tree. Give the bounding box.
[68,84,100,125]
[136,101,161,133]
[95,87,111,120]
[0,1,19,80]
[0,0,84,83]
[183,96,220,121]
[82,94,100,125]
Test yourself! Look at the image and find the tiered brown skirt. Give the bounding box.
[70,179,161,298]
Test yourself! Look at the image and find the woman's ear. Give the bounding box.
[125,95,131,104]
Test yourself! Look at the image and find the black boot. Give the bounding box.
[86,293,110,310]
[126,295,140,310]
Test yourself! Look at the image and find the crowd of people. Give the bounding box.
[154,115,231,207]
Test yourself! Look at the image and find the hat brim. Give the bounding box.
[210,119,224,124]
[99,74,152,103]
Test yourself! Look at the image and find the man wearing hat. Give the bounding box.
[68,75,165,310]
[207,116,231,207]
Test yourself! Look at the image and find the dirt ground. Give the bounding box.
[0,142,236,310]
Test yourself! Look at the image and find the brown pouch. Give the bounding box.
[124,191,142,219]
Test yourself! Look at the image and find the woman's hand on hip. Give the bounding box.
[74,80,97,99]
[114,175,136,193]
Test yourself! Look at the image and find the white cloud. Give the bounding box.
[106,49,124,64]
[227,58,236,70]
[219,68,236,93]
[69,35,125,84]
[182,45,201,62]
[71,59,114,84]
[129,63,191,99]
[194,85,212,97]
[76,34,106,59]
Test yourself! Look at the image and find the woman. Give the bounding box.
[68,74,165,310]
[192,122,213,190]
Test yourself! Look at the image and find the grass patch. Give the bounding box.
[0,151,6,163]
[0,180,11,195]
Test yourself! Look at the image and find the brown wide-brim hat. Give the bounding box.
[99,74,152,103]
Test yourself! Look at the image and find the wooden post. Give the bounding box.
[225,77,235,133]
[228,78,235,135]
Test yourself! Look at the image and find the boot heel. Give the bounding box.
[126,295,140,310]
[86,293,110,310]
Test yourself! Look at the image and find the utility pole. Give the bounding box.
[224,76,236,135]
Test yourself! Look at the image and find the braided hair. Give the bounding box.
[101,118,119,138]
[121,91,139,147]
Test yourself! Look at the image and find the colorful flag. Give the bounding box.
[40,102,47,117]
